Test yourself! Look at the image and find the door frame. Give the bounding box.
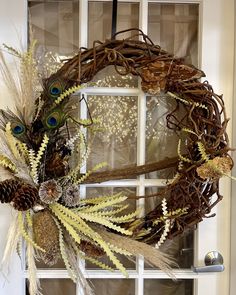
[230,1,236,294]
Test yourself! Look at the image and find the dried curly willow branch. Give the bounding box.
[49,28,232,242]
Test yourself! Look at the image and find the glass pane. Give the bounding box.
[90,279,135,295]
[91,66,138,88]
[88,2,139,86]
[144,279,193,295]
[87,95,137,170]
[36,258,65,269]
[144,187,194,269]
[148,3,199,66]
[146,94,179,179]
[26,279,76,295]
[88,1,139,47]
[28,0,79,56]
[85,187,136,270]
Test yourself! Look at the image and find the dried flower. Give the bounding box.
[196,156,232,180]
[62,184,80,207]
[39,180,62,204]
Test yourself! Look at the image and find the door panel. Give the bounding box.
[0,1,234,295]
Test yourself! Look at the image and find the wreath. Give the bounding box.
[0,29,232,294]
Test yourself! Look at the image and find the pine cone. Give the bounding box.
[12,184,39,211]
[0,178,21,203]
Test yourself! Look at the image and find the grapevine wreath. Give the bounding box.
[0,29,233,294]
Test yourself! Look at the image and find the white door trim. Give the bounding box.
[230,2,236,294]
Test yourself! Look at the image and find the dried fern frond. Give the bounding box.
[155,198,171,249]
[78,193,126,213]
[15,141,30,163]
[181,128,199,137]
[196,141,209,162]
[78,212,132,236]
[103,210,139,223]
[50,199,137,277]
[55,85,82,105]
[177,139,193,163]
[167,91,208,110]
[30,134,49,184]
[79,194,125,205]
[76,162,107,184]
[97,204,129,216]
[78,252,113,271]
[0,154,17,172]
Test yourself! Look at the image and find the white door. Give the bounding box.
[0,1,234,295]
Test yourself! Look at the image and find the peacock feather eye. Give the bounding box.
[50,87,61,96]
[11,122,25,136]
[44,110,64,130]
[48,79,65,99]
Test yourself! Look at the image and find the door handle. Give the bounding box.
[192,251,225,273]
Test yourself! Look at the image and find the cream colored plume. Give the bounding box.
[0,41,40,125]
[96,227,177,278]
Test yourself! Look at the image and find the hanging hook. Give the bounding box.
[111,0,118,39]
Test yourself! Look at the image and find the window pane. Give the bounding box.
[144,279,193,295]
[90,279,135,295]
[91,66,138,88]
[148,3,199,66]
[144,187,194,269]
[28,0,79,56]
[36,258,65,269]
[26,279,76,295]
[88,1,139,47]
[88,1,139,86]
[87,95,137,170]
[146,94,180,179]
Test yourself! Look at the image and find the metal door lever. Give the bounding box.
[192,251,225,273]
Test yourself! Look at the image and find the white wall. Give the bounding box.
[0,1,27,294]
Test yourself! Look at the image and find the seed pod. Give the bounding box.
[33,210,60,266]
[39,179,62,204]
[62,184,80,207]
